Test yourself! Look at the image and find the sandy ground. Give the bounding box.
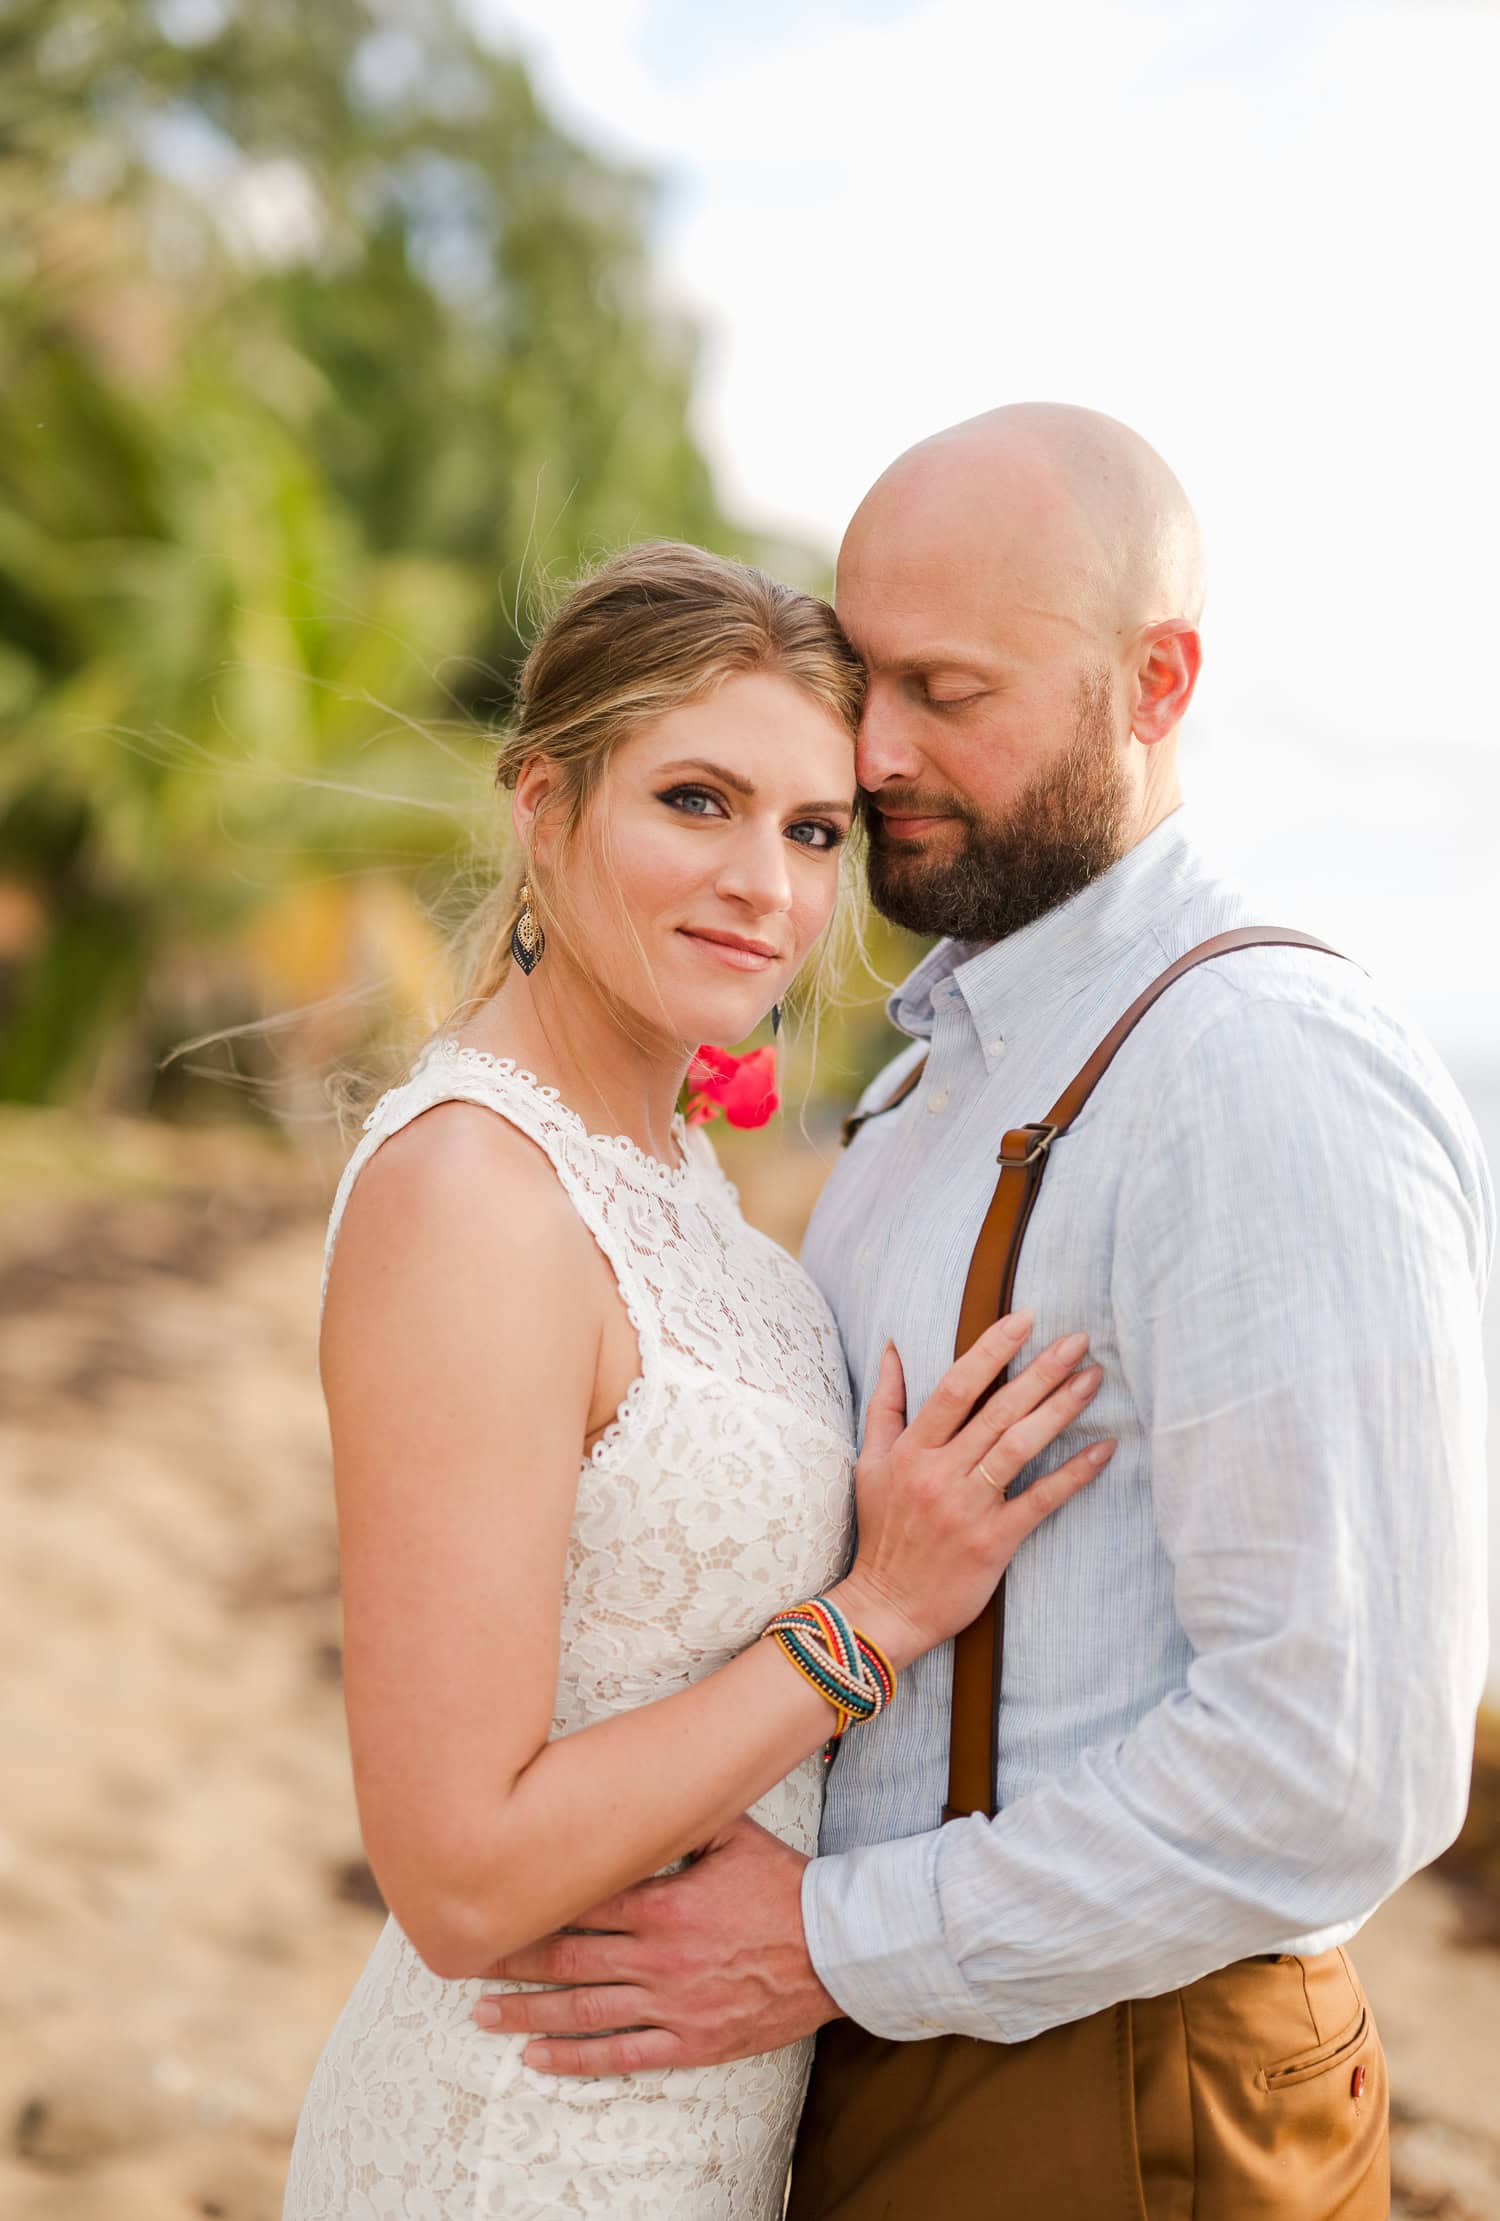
[1,1112,1496,2219]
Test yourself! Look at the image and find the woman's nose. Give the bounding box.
[717,826,793,914]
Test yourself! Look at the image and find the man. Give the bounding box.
[473,405,1493,2216]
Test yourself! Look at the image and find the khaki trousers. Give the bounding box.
[787,1947,1388,2221]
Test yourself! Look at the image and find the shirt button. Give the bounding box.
[926,1089,950,1114]
[987,1038,1005,1057]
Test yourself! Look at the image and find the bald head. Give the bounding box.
[842,402,1204,643]
[840,405,1206,937]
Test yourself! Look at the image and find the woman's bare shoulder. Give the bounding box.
[325,1098,602,1327]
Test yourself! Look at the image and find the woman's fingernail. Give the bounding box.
[525,2043,552,2069]
[473,2002,502,2029]
[1073,1365,1103,1395]
[998,1309,1034,1335]
[1056,1331,1089,1362]
[1089,1440,1117,1464]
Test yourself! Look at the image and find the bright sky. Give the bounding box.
[473,0,1498,1062]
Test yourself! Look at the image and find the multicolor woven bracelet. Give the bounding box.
[764,1595,897,1739]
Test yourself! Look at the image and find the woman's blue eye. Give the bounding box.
[658,785,844,851]
[659,785,724,816]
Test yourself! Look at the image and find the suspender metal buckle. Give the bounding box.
[997,1122,1059,1167]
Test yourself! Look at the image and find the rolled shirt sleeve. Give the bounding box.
[803,988,1493,2043]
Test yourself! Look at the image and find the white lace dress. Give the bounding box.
[282,1039,856,2220]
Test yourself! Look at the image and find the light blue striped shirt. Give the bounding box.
[799,811,1492,2042]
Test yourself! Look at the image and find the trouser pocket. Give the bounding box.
[1170,1949,1389,2221]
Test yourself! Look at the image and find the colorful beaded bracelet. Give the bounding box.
[763,1595,897,1739]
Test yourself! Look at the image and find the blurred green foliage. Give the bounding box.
[0,0,912,1123]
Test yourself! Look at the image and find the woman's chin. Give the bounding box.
[688,1006,773,1050]
[603,952,785,1052]
[664,989,777,1052]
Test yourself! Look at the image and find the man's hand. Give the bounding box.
[468,1814,844,2075]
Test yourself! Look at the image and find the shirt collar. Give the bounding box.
[887,809,1197,1048]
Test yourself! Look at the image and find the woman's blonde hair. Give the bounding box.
[455,540,867,1016]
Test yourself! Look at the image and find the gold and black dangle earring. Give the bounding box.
[510,880,545,976]
[771,1003,783,1037]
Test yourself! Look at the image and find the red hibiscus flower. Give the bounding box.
[684,1044,780,1130]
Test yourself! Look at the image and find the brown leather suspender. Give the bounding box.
[843,927,1345,1823]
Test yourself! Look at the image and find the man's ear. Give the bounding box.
[1131,622,1202,746]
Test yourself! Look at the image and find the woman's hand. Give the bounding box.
[829,1312,1114,1670]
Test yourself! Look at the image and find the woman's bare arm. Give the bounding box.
[322,1102,1106,1975]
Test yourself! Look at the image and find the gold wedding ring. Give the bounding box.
[976,1458,1005,1493]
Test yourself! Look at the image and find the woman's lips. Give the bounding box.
[678,929,778,972]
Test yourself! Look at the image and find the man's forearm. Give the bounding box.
[801,1647,1476,2045]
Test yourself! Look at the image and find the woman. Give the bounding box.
[282,543,1112,2219]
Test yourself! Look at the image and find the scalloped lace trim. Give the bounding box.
[585,1369,648,1468]
[418,1037,697,1184]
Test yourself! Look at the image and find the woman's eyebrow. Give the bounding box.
[657,755,756,796]
[655,758,854,814]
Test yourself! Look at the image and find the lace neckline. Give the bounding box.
[420,1036,698,1186]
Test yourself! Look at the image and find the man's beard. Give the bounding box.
[864,670,1132,944]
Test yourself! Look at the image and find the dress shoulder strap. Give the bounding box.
[319,1044,667,1386]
